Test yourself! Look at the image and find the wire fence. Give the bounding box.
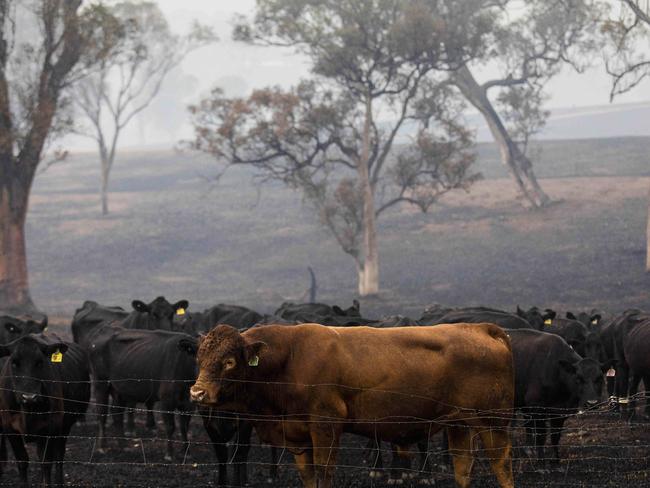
[0,377,648,487]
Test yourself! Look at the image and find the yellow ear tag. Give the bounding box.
[248,355,259,367]
[51,350,63,363]
[544,319,552,326]
[177,308,186,316]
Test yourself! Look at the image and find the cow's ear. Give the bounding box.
[559,359,577,374]
[177,338,198,356]
[132,300,150,313]
[566,312,577,320]
[174,300,189,313]
[543,309,557,320]
[590,314,602,325]
[352,299,360,312]
[39,315,48,331]
[244,341,267,367]
[516,306,524,316]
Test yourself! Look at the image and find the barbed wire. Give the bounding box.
[0,376,646,486]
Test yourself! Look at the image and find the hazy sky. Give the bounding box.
[64,0,650,151]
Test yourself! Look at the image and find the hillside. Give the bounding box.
[28,137,650,319]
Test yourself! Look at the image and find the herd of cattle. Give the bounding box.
[0,297,648,487]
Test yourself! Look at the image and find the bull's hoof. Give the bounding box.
[164,454,173,462]
[387,478,404,485]
[419,478,435,485]
[124,430,134,437]
[266,478,275,484]
[369,470,383,479]
[96,448,106,455]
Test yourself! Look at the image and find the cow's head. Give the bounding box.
[332,299,361,317]
[132,296,189,331]
[189,324,266,407]
[0,316,48,345]
[0,334,67,405]
[560,357,603,409]
[516,306,555,330]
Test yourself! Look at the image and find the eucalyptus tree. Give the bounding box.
[451,0,601,208]
[73,1,214,215]
[602,0,650,270]
[190,0,489,295]
[0,0,115,312]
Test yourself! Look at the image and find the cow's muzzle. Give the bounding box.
[20,393,39,404]
[190,385,206,403]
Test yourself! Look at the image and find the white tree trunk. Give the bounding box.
[357,95,379,296]
[454,66,550,209]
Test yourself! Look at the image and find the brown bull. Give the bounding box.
[190,323,515,488]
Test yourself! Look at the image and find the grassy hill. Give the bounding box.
[27,137,650,319]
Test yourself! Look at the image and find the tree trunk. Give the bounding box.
[99,140,113,216]
[646,194,650,272]
[454,66,550,209]
[357,95,379,296]
[100,161,110,216]
[0,180,35,313]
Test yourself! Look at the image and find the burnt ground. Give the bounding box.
[8,138,650,486]
[1,405,649,487]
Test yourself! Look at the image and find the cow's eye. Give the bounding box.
[11,360,19,369]
[223,358,236,371]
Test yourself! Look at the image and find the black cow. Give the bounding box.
[416,304,453,325]
[373,315,420,327]
[541,317,600,360]
[200,408,278,486]
[432,307,533,329]
[274,300,363,325]
[0,316,48,345]
[508,329,603,462]
[72,297,189,333]
[600,310,650,418]
[73,297,190,431]
[0,335,90,487]
[90,328,197,460]
[515,306,556,330]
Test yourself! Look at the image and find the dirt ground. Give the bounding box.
[1,404,649,487]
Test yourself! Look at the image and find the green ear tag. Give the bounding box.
[248,355,259,367]
[51,350,63,363]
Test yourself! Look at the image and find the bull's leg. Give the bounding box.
[203,419,229,486]
[146,401,156,430]
[112,396,127,447]
[532,418,548,462]
[294,449,316,488]
[178,408,192,462]
[446,426,475,488]
[309,425,340,488]
[125,402,136,436]
[0,433,6,478]
[366,438,384,480]
[36,436,54,486]
[233,420,253,487]
[416,439,435,485]
[53,436,67,487]
[268,446,279,483]
[548,417,566,466]
[161,407,176,462]
[95,383,110,451]
[388,444,409,485]
[7,434,28,487]
[477,428,514,488]
[643,375,650,419]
